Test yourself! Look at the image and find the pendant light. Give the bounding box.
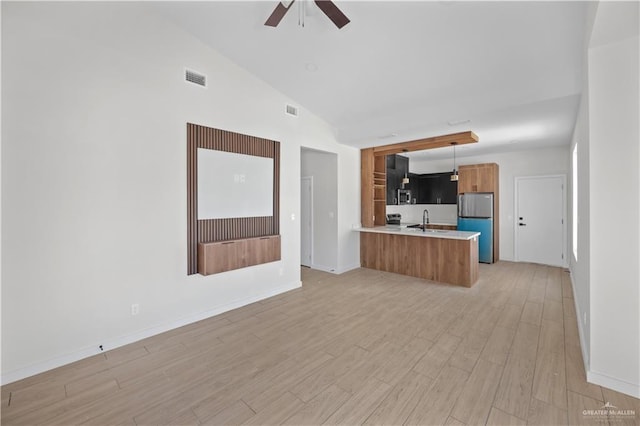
[401,148,410,187]
[450,142,459,181]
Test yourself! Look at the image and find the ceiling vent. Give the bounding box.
[185,69,206,87]
[285,104,299,117]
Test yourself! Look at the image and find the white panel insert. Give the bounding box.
[197,148,273,219]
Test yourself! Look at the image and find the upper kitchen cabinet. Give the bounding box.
[458,163,499,194]
[431,172,458,204]
[396,155,409,176]
[386,154,409,205]
[412,173,457,204]
[386,154,457,205]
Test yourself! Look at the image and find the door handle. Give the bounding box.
[519,223,527,226]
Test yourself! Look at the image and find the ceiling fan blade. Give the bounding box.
[314,0,350,29]
[265,0,296,27]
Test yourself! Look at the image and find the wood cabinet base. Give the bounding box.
[426,224,457,231]
[198,235,281,275]
[360,233,478,287]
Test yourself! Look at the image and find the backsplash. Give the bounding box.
[386,204,457,225]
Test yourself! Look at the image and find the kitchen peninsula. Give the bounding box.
[356,226,480,287]
[360,131,483,287]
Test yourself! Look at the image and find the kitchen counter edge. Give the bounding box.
[353,226,480,241]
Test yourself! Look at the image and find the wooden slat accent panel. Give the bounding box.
[187,123,280,275]
[360,232,479,287]
[197,217,276,242]
[187,134,198,275]
[198,235,281,276]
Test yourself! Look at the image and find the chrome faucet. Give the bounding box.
[422,209,430,231]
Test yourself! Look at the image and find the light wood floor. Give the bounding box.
[2,262,639,425]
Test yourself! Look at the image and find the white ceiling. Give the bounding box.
[151,1,587,159]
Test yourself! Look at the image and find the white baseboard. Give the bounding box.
[1,280,301,385]
[569,269,640,399]
[310,263,360,275]
[335,263,361,274]
[587,370,640,399]
[310,263,337,274]
[569,270,590,368]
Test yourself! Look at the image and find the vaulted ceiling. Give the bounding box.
[151,1,587,159]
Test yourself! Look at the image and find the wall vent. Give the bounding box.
[285,104,299,117]
[185,69,206,87]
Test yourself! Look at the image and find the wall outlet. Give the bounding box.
[131,303,140,316]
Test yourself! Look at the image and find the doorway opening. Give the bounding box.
[300,147,338,273]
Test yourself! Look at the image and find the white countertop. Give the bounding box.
[354,226,479,241]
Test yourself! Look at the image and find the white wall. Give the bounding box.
[301,149,338,272]
[409,147,569,262]
[569,91,592,366]
[585,2,639,397]
[386,204,457,225]
[336,148,361,273]
[1,2,360,383]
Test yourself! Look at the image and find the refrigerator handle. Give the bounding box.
[457,195,463,217]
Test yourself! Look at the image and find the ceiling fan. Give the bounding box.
[265,0,350,29]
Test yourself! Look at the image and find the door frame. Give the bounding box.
[514,174,567,267]
[301,176,314,267]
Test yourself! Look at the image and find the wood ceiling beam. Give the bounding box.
[372,131,478,157]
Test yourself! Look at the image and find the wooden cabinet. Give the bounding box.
[373,155,386,226]
[198,235,281,275]
[427,224,457,231]
[457,163,499,262]
[360,232,478,287]
[458,163,498,194]
[361,149,387,227]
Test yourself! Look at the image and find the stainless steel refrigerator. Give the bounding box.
[457,193,494,263]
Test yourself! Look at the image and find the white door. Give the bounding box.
[301,177,313,267]
[515,175,566,266]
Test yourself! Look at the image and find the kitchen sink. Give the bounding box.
[406,224,449,233]
[404,226,448,234]
[406,224,426,230]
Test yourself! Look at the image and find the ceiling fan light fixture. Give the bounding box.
[265,0,350,29]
